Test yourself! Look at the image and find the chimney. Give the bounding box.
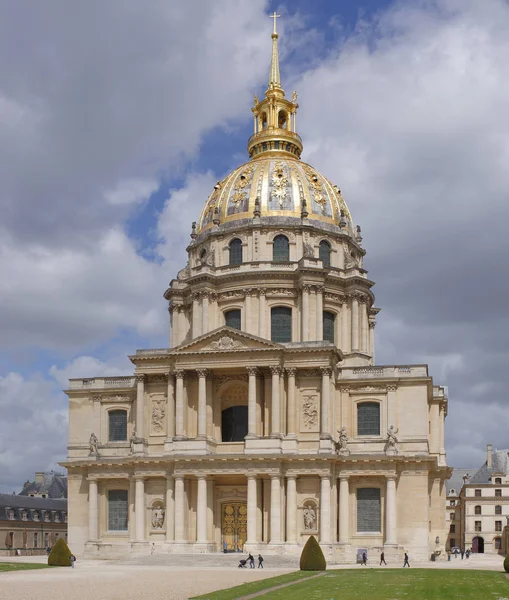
[35,472,44,484]
[487,444,493,469]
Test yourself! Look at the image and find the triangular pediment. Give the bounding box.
[172,327,283,354]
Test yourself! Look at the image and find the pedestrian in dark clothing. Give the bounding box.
[69,554,76,568]
[248,553,255,568]
[403,552,410,567]
[380,551,387,566]
[258,554,264,568]
[361,552,367,566]
[466,549,470,559]
[461,550,464,559]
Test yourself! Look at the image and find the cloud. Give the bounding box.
[49,355,133,389]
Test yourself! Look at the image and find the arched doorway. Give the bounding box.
[472,536,485,553]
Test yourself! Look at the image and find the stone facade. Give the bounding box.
[62,23,451,562]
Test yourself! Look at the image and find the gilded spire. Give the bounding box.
[268,12,282,92]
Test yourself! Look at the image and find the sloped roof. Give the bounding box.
[469,449,509,484]
[0,493,67,523]
[19,472,67,499]
[446,468,473,496]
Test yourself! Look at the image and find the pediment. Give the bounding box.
[172,327,283,354]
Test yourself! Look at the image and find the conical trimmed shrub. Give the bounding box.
[48,537,72,567]
[300,535,326,571]
[504,553,509,573]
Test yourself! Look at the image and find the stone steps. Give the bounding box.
[120,552,299,569]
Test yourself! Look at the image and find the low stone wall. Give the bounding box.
[0,548,47,557]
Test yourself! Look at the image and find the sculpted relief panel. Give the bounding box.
[150,393,166,436]
[301,392,319,433]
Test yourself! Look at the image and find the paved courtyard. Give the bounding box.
[0,553,506,600]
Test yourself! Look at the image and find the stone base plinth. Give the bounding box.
[318,438,333,454]
[245,437,282,454]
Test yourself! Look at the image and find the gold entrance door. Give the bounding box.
[221,502,247,552]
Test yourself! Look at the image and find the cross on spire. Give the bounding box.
[270,11,281,34]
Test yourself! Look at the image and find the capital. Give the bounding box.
[321,366,332,377]
[174,369,185,379]
[270,365,282,376]
[135,374,145,384]
[196,368,209,378]
[258,288,267,297]
[286,367,297,377]
[246,367,258,376]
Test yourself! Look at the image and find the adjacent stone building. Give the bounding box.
[62,22,451,561]
[446,446,509,555]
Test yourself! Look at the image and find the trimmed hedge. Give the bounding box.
[504,554,509,573]
[300,535,326,571]
[48,538,72,567]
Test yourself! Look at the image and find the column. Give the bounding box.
[339,476,350,544]
[166,372,175,440]
[196,476,208,543]
[247,367,258,437]
[165,475,175,542]
[178,306,186,345]
[192,293,201,338]
[286,475,297,544]
[270,475,281,543]
[197,369,208,439]
[387,385,397,433]
[439,404,446,457]
[301,285,310,341]
[360,298,368,353]
[351,295,359,351]
[316,286,323,341]
[247,475,257,544]
[88,478,98,541]
[258,289,266,338]
[286,368,296,437]
[270,366,281,436]
[201,292,209,334]
[135,374,145,440]
[244,290,253,334]
[135,476,145,542]
[174,476,185,542]
[169,304,176,348]
[341,303,350,352]
[174,370,185,439]
[385,476,397,545]
[320,476,331,543]
[369,321,376,361]
[320,367,331,438]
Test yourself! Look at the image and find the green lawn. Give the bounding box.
[0,562,53,573]
[193,569,509,600]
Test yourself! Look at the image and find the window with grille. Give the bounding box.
[450,513,455,521]
[108,490,128,531]
[496,505,502,515]
[229,238,243,265]
[271,306,292,342]
[357,488,381,532]
[319,240,331,267]
[225,309,241,330]
[475,521,482,532]
[495,478,502,484]
[475,505,482,515]
[109,410,127,441]
[322,311,335,343]
[357,402,380,436]
[496,520,502,532]
[33,533,38,548]
[495,537,502,550]
[273,235,289,261]
[475,489,482,497]
[495,489,502,497]
[449,524,456,533]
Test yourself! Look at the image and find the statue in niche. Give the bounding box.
[152,505,165,529]
[303,503,317,530]
[385,425,399,455]
[89,433,99,456]
[334,427,350,455]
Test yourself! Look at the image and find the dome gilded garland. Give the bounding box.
[197,157,354,235]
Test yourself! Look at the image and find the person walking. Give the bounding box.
[380,551,387,566]
[454,548,459,558]
[466,549,470,559]
[257,554,264,568]
[447,550,451,561]
[69,554,76,569]
[361,552,367,566]
[403,551,410,567]
[248,553,255,568]
[461,549,464,559]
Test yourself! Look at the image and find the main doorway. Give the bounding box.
[221,502,247,552]
[472,536,484,553]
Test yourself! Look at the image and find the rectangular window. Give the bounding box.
[357,402,380,436]
[33,532,38,548]
[323,311,335,344]
[44,532,49,547]
[109,410,128,441]
[449,524,455,533]
[271,306,292,343]
[475,521,482,532]
[450,513,455,521]
[225,309,241,330]
[475,489,482,497]
[495,537,502,550]
[449,538,456,548]
[496,521,502,532]
[495,489,502,497]
[357,488,381,533]
[108,490,128,531]
[450,500,456,506]
[496,505,502,515]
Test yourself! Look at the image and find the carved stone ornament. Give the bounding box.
[385,425,399,455]
[301,395,319,431]
[150,393,166,435]
[89,432,99,456]
[205,336,245,350]
[303,502,317,531]
[151,503,165,529]
[334,427,350,456]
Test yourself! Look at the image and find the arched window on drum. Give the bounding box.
[273,235,289,262]
[229,238,243,266]
[271,306,292,343]
[319,240,331,267]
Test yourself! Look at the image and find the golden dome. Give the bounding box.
[197,156,354,235]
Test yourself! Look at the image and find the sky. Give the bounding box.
[1,0,509,493]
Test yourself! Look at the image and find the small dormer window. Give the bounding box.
[495,477,502,485]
